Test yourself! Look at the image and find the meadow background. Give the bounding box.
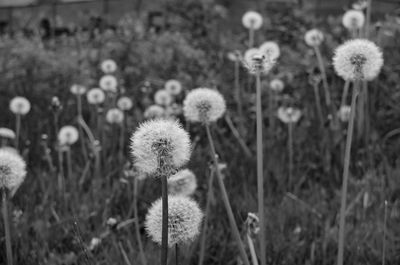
[0,0,400,264]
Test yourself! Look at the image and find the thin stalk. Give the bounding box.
[205,124,250,265]
[247,233,259,265]
[161,174,168,265]
[267,83,275,136]
[15,114,21,149]
[57,148,66,208]
[234,60,244,134]
[249,28,254,48]
[340,81,350,107]
[175,244,179,265]
[382,200,387,265]
[255,72,266,265]
[314,46,331,107]
[76,94,88,160]
[365,0,372,39]
[119,119,125,164]
[337,81,359,265]
[313,83,324,127]
[2,189,13,265]
[66,146,74,206]
[288,122,294,191]
[133,177,147,265]
[224,115,252,158]
[118,241,133,265]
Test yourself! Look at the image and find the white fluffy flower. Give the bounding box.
[168,169,197,196]
[101,59,117,74]
[70,84,87,95]
[270,79,285,92]
[342,10,365,30]
[99,75,118,93]
[0,128,16,139]
[9,97,31,115]
[304,29,324,47]
[277,107,302,124]
[183,88,226,123]
[259,41,280,60]
[154,89,172,107]
[89,237,102,251]
[242,11,263,30]
[58,126,79,145]
[333,39,383,81]
[144,105,165,120]
[244,48,260,66]
[130,119,191,175]
[338,105,351,122]
[165,80,183,96]
[0,148,27,191]
[86,88,105,105]
[243,50,275,74]
[145,196,203,247]
[117,97,133,111]
[106,108,124,124]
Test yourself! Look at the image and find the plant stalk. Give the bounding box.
[288,122,294,191]
[247,233,259,265]
[15,114,21,149]
[314,46,331,107]
[133,177,147,265]
[161,174,168,265]
[2,189,13,265]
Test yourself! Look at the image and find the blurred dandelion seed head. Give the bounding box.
[154,89,173,107]
[333,39,383,81]
[338,105,351,122]
[243,51,275,75]
[168,169,197,196]
[99,75,118,93]
[0,149,26,191]
[183,88,226,124]
[144,105,165,120]
[227,50,242,62]
[259,41,280,60]
[58,126,79,146]
[145,196,203,247]
[270,79,285,92]
[342,10,365,30]
[70,84,87,95]
[304,29,324,47]
[242,11,263,30]
[277,107,302,124]
[106,108,124,124]
[10,97,31,115]
[0,128,16,140]
[87,88,105,105]
[117,96,133,111]
[165,80,182,96]
[246,212,260,235]
[101,59,117,74]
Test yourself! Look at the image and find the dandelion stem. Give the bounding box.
[175,244,179,265]
[365,0,372,39]
[2,189,13,265]
[15,114,21,149]
[314,46,331,107]
[234,59,244,134]
[119,241,133,265]
[382,200,388,265]
[288,122,294,191]
[133,177,147,265]
[76,94,88,161]
[57,148,66,209]
[247,233,259,265]
[161,174,168,265]
[249,28,254,48]
[205,124,250,265]
[340,80,350,107]
[312,83,324,127]
[255,71,266,265]
[337,81,359,265]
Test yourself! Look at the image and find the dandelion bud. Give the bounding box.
[242,11,263,30]
[0,148,27,191]
[101,59,117,74]
[99,75,118,93]
[165,80,183,96]
[183,88,226,124]
[117,96,133,111]
[58,126,79,146]
[259,41,280,60]
[144,105,165,120]
[154,89,172,107]
[70,84,87,95]
[9,97,31,115]
[342,10,365,30]
[106,108,124,124]
[130,119,191,176]
[269,79,285,92]
[338,105,351,122]
[87,88,105,105]
[304,29,324,47]
[145,196,203,247]
[333,39,383,81]
[277,107,302,124]
[168,169,197,196]
[0,128,16,140]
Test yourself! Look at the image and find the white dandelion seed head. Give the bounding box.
[304,29,324,47]
[183,88,226,124]
[100,59,117,74]
[243,49,275,75]
[86,88,105,105]
[117,96,133,111]
[333,39,383,81]
[269,79,285,92]
[242,11,263,30]
[352,0,368,10]
[259,41,280,60]
[70,84,87,95]
[168,169,197,197]
[130,119,191,175]
[145,196,203,247]
[338,105,351,122]
[9,97,31,115]
[144,105,166,120]
[227,51,242,62]
[106,108,124,124]
[99,75,118,93]
[58,126,79,146]
[89,237,102,251]
[154,89,173,107]
[342,10,365,30]
[0,148,26,191]
[0,128,16,140]
[165,80,183,96]
[277,107,302,124]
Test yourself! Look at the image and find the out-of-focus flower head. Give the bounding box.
[304,29,324,47]
[58,126,79,146]
[277,107,302,124]
[0,148,26,191]
[89,237,102,251]
[106,217,118,228]
[87,88,105,105]
[154,89,173,107]
[342,10,365,30]
[259,41,280,61]
[333,39,383,81]
[145,196,203,247]
[352,0,368,10]
[227,50,242,62]
[117,96,133,111]
[106,108,124,124]
[165,80,182,96]
[183,88,226,124]
[243,48,260,65]
[51,96,62,112]
[270,79,285,92]
[243,50,275,75]
[70,84,87,95]
[130,119,191,176]
[242,11,263,30]
[338,105,351,122]
[144,105,165,120]
[101,59,117,74]
[99,75,118,93]
[245,212,260,235]
[10,97,31,115]
[0,128,16,140]
[168,169,197,196]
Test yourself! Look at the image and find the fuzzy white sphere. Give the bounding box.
[242,11,263,30]
[243,49,275,75]
[145,196,203,247]
[154,89,172,107]
[183,88,226,123]
[58,126,79,145]
[270,79,285,92]
[117,97,133,111]
[165,80,183,96]
[144,105,165,120]
[9,97,31,115]
[99,75,118,93]
[304,29,324,47]
[70,84,87,95]
[0,148,27,191]
[168,169,197,196]
[342,10,365,30]
[0,128,16,139]
[106,108,124,124]
[87,88,105,105]
[259,41,280,60]
[277,107,302,124]
[101,59,117,74]
[338,105,352,122]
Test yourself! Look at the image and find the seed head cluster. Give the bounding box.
[0,149,27,191]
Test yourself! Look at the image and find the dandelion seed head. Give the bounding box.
[144,105,165,120]
[130,119,191,175]
[154,89,172,107]
[333,39,383,81]
[165,80,183,96]
[89,237,101,251]
[0,149,26,191]
[304,29,324,47]
[259,41,280,60]
[0,128,16,140]
[99,75,118,93]
[227,50,242,62]
[10,97,31,115]
[242,11,263,30]
[117,96,133,111]
[338,105,351,122]
[87,88,105,105]
[342,10,365,30]
[183,88,226,124]
[145,196,203,247]
[243,50,275,75]
[277,107,302,124]
[270,79,285,92]
[168,169,197,196]
[106,108,124,124]
[58,126,79,145]
[101,59,117,74]
[70,84,87,95]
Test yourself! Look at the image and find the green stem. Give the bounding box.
[267,81,275,136]
[313,83,324,127]
[247,233,259,265]
[2,189,13,265]
[340,81,350,107]
[249,28,254,48]
[133,177,147,265]
[382,200,387,265]
[365,0,372,39]
[314,46,331,107]
[175,244,179,265]
[234,60,244,134]
[161,174,168,265]
[15,114,21,150]
[288,122,293,191]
